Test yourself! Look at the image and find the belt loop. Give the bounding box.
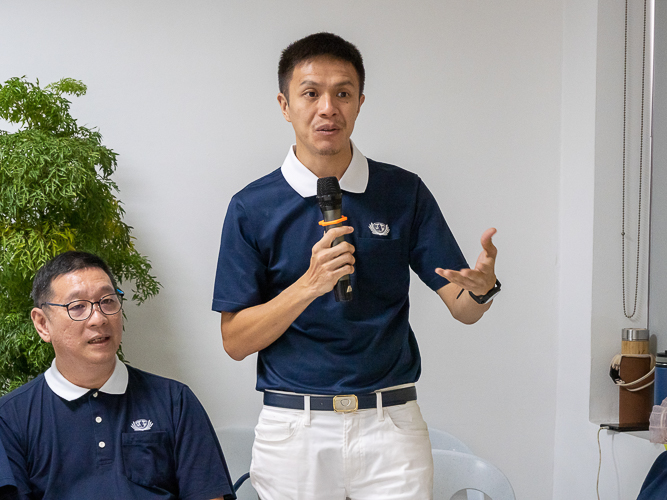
[376,392,384,421]
[304,395,311,426]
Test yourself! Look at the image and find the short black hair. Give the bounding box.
[31,251,118,308]
[278,32,365,99]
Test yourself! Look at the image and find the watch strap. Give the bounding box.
[469,279,501,304]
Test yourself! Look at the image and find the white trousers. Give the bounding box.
[250,400,434,500]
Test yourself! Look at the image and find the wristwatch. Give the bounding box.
[469,279,501,304]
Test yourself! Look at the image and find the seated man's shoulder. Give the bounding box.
[125,364,191,395]
[124,365,208,413]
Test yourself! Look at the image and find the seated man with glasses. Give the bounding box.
[0,251,236,500]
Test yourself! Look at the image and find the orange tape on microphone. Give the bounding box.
[318,216,348,227]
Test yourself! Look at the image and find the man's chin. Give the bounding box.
[85,341,121,358]
[315,145,344,157]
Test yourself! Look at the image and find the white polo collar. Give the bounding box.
[280,140,369,198]
[44,355,128,401]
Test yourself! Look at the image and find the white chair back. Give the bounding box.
[429,428,483,500]
[432,450,515,500]
[429,428,475,455]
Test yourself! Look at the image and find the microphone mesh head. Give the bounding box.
[317,176,341,197]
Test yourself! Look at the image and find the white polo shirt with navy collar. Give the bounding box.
[0,356,235,500]
[213,141,468,395]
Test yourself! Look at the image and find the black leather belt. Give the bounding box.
[263,386,417,413]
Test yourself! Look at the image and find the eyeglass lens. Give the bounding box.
[67,294,123,320]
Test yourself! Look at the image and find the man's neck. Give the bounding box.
[294,142,353,180]
[55,358,116,390]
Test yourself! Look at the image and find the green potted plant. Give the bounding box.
[0,76,160,394]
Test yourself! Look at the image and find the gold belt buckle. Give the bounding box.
[333,395,358,413]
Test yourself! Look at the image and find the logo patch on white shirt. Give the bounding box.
[131,419,153,431]
[368,222,390,236]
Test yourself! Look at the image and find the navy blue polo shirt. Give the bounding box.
[212,142,468,394]
[0,357,235,500]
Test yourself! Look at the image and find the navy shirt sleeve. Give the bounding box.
[409,179,469,291]
[212,195,267,313]
[172,386,236,500]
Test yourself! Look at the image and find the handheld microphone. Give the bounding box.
[317,176,353,302]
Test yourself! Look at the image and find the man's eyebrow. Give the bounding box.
[297,79,355,88]
[298,79,321,88]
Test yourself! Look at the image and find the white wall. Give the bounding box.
[3,0,659,498]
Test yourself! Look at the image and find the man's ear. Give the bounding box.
[31,308,52,343]
[358,94,365,113]
[277,93,291,122]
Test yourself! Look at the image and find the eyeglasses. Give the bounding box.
[41,290,125,321]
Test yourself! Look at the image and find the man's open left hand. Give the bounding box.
[436,227,497,297]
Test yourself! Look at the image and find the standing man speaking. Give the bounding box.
[212,32,500,499]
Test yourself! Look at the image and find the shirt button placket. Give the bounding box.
[89,391,112,465]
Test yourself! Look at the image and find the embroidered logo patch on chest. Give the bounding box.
[131,419,153,431]
[368,222,390,236]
